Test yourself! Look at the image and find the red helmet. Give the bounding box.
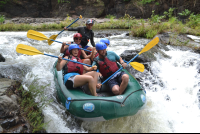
[73,33,82,39]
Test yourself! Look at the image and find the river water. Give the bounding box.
[0,30,200,133]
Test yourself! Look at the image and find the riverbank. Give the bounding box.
[1,14,199,41]
[0,77,48,133]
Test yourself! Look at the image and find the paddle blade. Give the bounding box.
[16,44,43,55]
[48,35,58,45]
[79,15,82,19]
[129,62,145,72]
[27,30,48,41]
[139,37,159,55]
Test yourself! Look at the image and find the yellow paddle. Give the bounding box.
[16,44,145,72]
[49,15,82,45]
[102,37,159,85]
[129,62,145,72]
[16,44,93,67]
[27,30,91,52]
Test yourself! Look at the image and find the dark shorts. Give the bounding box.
[107,71,126,91]
[65,75,77,89]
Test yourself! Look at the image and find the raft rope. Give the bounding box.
[54,66,144,107]
[67,89,144,107]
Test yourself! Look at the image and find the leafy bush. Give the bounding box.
[178,9,191,16]
[0,0,9,9]
[105,14,116,19]
[0,14,5,24]
[149,10,165,24]
[140,0,155,4]
[164,8,176,19]
[186,13,200,28]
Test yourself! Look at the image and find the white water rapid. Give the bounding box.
[0,30,200,133]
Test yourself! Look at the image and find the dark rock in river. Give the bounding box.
[120,41,171,63]
[157,33,199,52]
[0,54,5,62]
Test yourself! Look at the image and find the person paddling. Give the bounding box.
[92,42,129,95]
[64,19,95,52]
[56,44,101,96]
[60,33,93,59]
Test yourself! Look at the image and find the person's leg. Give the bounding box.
[118,74,129,95]
[108,72,129,95]
[107,77,120,95]
[112,85,120,95]
[73,71,98,96]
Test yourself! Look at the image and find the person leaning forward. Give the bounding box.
[64,19,95,52]
[92,42,129,95]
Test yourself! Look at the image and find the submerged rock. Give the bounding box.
[120,41,171,63]
[0,54,5,62]
[157,33,199,51]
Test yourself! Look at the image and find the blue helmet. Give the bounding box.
[100,38,110,45]
[69,44,80,51]
[96,42,107,51]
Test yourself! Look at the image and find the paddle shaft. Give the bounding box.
[44,54,92,67]
[102,54,139,85]
[50,39,91,52]
[58,17,81,35]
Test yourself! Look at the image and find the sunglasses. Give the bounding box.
[74,38,82,40]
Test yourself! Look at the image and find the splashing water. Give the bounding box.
[0,31,200,133]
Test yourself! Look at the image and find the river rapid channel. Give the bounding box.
[0,30,200,133]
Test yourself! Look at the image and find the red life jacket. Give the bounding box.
[98,57,119,78]
[63,56,83,75]
[95,52,99,58]
[64,44,82,57]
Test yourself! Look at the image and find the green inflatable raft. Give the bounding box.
[53,61,146,121]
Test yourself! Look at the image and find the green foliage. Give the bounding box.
[149,10,165,24]
[105,14,116,19]
[164,8,176,19]
[186,13,200,28]
[140,0,155,4]
[58,0,70,4]
[18,77,52,133]
[178,9,191,16]
[0,14,5,24]
[155,2,159,5]
[0,0,9,9]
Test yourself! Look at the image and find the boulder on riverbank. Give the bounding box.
[0,54,5,62]
[157,32,200,51]
[0,78,47,133]
[0,78,29,133]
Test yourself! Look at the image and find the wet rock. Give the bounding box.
[120,41,171,63]
[0,54,5,62]
[0,125,3,133]
[0,78,15,96]
[0,74,4,79]
[1,118,17,129]
[157,33,199,51]
[0,79,20,119]
[10,17,64,24]
[0,95,19,119]
[95,32,122,38]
